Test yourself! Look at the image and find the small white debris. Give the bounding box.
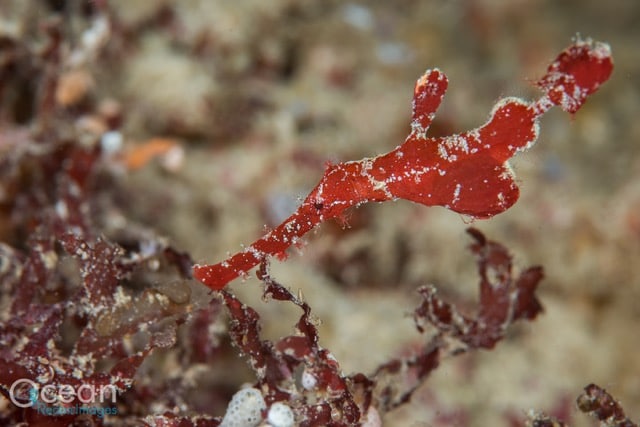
[376,41,412,65]
[100,131,123,155]
[361,406,382,427]
[55,200,69,220]
[267,402,295,427]
[220,388,266,427]
[81,16,110,55]
[341,4,374,31]
[161,145,184,172]
[301,370,317,390]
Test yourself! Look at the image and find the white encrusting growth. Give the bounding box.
[410,117,431,139]
[267,402,295,427]
[358,159,393,199]
[220,388,266,427]
[452,183,462,204]
[532,95,554,115]
[301,369,317,390]
[437,133,474,163]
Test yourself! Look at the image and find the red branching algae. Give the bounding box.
[577,384,638,427]
[193,38,613,291]
[224,262,361,426]
[216,229,545,425]
[413,228,543,349]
